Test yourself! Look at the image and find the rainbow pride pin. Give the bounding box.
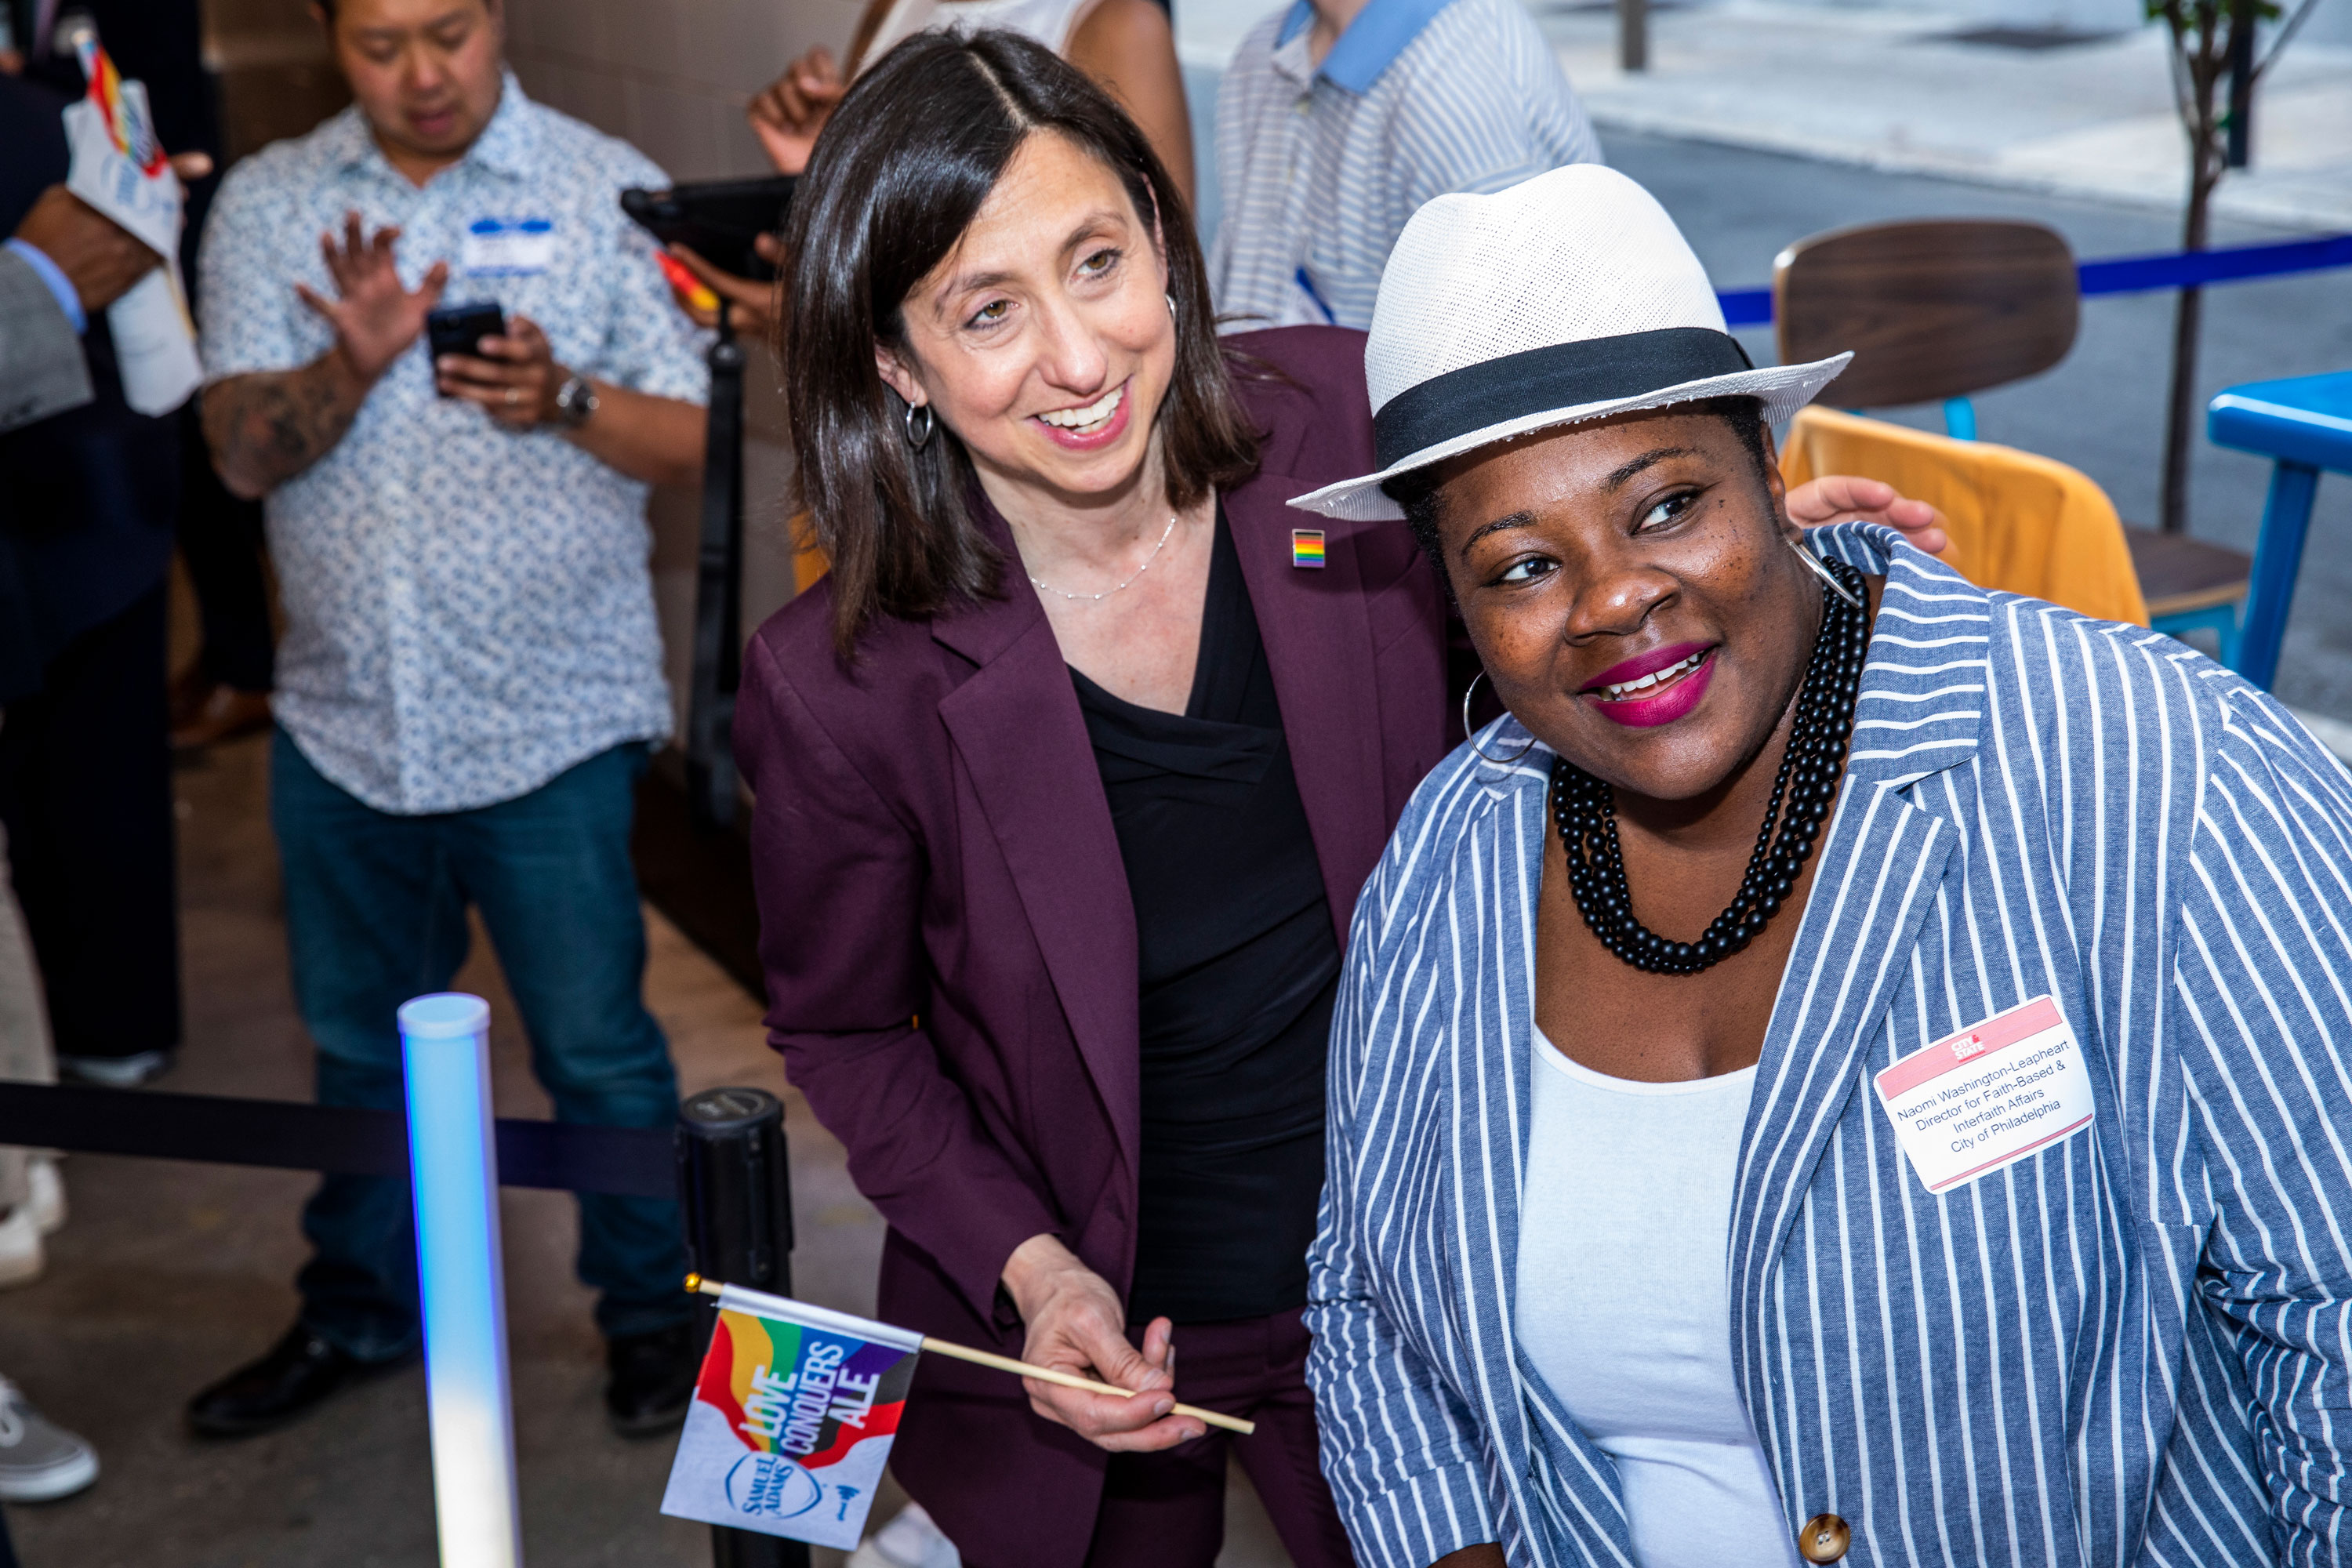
[1291,529,1327,568]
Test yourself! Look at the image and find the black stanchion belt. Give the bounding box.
[0,1083,673,1198]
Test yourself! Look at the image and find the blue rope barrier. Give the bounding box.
[1717,233,2352,330]
[1721,287,1773,327]
[2078,233,2352,295]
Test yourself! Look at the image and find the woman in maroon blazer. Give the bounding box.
[739,36,1425,1568]
[736,30,1942,1568]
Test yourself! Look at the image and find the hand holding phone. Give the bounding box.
[434,309,568,431]
[426,301,507,390]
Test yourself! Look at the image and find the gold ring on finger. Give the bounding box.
[506,387,521,407]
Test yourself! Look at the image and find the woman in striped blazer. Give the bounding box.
[1287,165,2352,1568]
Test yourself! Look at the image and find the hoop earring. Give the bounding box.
[903,400,935,451]
[1165,292,1177,317]
[1462,673,1537,765]
[1788,536,1864,610]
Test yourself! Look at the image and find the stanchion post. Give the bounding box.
[677,1088,806,1568]
[1617,0,1648,72]
[400,993,523,1568]
[686,315,747,832]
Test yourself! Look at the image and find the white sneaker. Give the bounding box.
[27,1157,64,1236]
[0,1381,96,1501]
[0,1204,42,1289]
[849,1502,962,1568]
[56,1050,171,1087]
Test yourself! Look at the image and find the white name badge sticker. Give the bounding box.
[460,216,555,276]
[1873,995,2095,1194]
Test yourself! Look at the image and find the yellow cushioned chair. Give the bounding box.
[789,510,830,594]
[1781,405,2150,627]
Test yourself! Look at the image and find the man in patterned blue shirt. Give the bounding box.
[185,0,710,1439]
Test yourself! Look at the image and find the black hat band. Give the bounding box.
[1370,327,1757,472]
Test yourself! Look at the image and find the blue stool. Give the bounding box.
[2207,371,2352,691]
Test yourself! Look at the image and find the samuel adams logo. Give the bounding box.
[724,1453,823,1519]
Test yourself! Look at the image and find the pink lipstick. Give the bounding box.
[1581,641,1717,728]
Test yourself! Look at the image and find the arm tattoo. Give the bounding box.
[203,355,368,498]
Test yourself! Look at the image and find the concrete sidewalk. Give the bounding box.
[1175,0,2352,233]
[1541,0,2352,232]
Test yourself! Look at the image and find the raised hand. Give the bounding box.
[294,210,449,383]
[747,49,848,176]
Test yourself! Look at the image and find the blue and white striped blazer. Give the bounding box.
[1306,524,2352,1568]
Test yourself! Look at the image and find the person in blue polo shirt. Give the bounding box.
[1210,0,1599,332]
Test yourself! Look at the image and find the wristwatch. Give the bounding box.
[554,373,599,429]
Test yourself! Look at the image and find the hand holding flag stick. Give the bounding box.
[684,1275,1256,1436]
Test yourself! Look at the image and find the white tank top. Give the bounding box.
[1515,1026,1803,1568]
[856,0,1104,71]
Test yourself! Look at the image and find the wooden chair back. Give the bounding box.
[1774,220,2079,408]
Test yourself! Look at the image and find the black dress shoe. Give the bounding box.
[187,1325,411,1438]
[606,1321,700,1438]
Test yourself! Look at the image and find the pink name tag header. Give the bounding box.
[1876,994,2066,1101]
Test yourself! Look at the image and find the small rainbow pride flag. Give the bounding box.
[74,36,165,177]
[661,1285,922,1548]
[1291,528,1327,569]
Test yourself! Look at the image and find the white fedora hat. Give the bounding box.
[1290,165,1851,521]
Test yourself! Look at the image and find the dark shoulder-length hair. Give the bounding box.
[782,28,1261,654]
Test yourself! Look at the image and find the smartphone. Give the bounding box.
[426,301,506,391]
[619,176,796,281]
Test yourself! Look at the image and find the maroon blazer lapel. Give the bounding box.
[931,578,1142,1182]
[1226,470,1392,942]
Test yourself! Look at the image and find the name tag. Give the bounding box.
[1873,995,2094,1193]
[460,216,555,276]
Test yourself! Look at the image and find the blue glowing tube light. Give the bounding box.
[399,993,524,1568]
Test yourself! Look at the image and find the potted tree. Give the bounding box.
[2148,0,2324,533]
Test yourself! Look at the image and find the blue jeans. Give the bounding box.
[271,729,689,1359]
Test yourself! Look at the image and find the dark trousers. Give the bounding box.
[176,401,272,692]
[0,584,180,1062]
[1082,1309,1356,1568]
[270,729,690,1359]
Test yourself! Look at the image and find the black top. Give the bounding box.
[1071,510,1339,1324]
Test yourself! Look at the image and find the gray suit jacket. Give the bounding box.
[0,245,93,434]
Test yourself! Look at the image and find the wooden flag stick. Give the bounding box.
[909,1335,1257,1436]
[686,1275,1257,1436]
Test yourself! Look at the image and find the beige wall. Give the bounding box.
[499,0,848,726]
[500,0,866,181]
[205,0,869,177]
[202,0,350,161]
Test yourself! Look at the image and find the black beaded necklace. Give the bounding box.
[1549,554,1868,976]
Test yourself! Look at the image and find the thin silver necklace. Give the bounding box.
[1027,514,1178,604]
